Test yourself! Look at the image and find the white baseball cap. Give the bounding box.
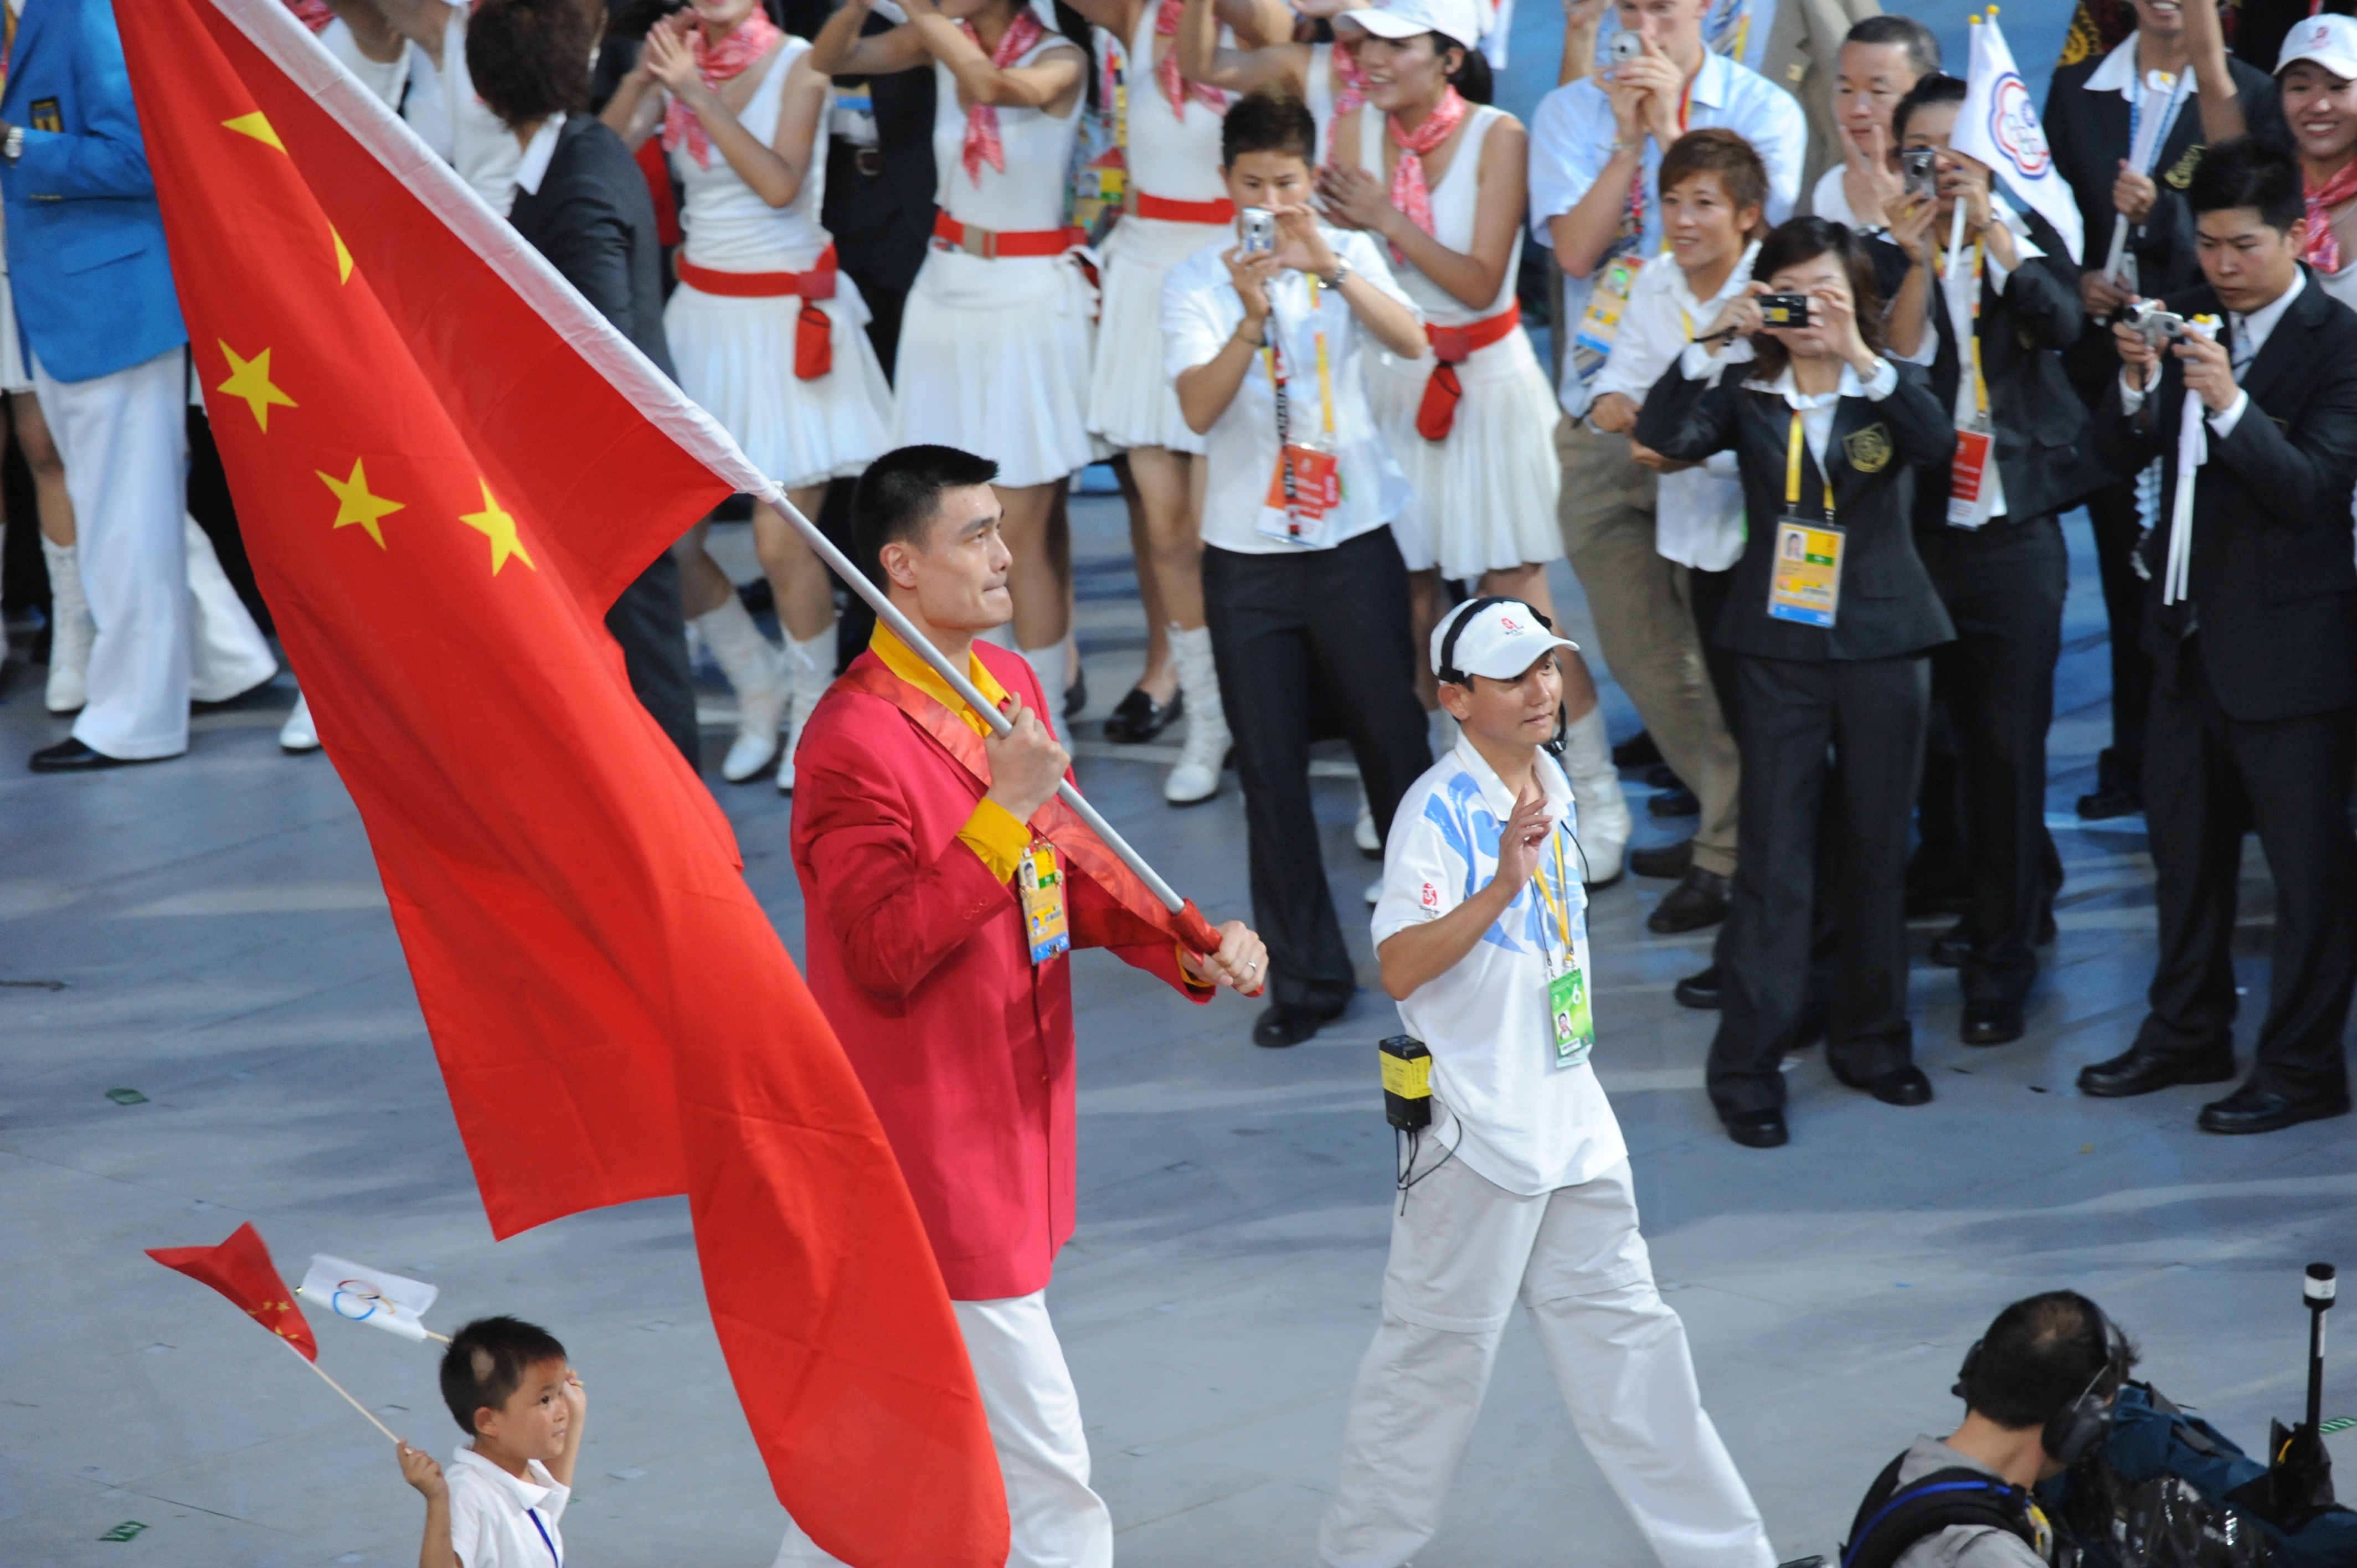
[2278,13,2357,80]
[1338,0,1488,50]
[1431,597,1579,683]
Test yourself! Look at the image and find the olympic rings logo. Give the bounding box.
[330,1280,398,1322]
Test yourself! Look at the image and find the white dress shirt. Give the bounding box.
[1594,243,1758,569]
[1889,202,2043,522]
[1161,228,1419,554]
[1670,341,1899,470]
[445,1447,569,1568]
[501,114,567,220]
[1372,740,1626,1196]
[1529,51,1807,415]
[2117,267,2304,439]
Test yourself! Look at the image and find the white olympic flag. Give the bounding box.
[297,1254,440,1343]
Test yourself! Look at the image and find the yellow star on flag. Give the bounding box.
[329,224,353,284]
[459,479,536,575]
[222,111,284,151]
[216,341,296,432]
[316,458,404,549]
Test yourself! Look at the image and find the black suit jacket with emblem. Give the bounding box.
[1636,355,1957,662]
[2093,269,2357,723]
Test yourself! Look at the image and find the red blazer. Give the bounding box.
[790,642,1208,1301]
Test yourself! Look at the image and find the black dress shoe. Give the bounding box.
[1103,687,1182,744]
[1960,1003,2024,1046]
[29,737,147,773]
[1929,923,1970,968]
[1673,964,1723,1009]
[1627,838,1693,879]
[1830,1056,1933,1105]
[1613,729,1663,768]
[2076,785,2141,821]
[2077,1041,2237,1097]
[1253,1001,1345,1049]
[1648,868,1729,934]
[1725,1109,1788,1148]
[1648,784,1700,818]
[2197,1081,2353,1134]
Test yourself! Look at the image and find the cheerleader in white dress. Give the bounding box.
[606,1,896,788]
[812,0,1094,704]
[1324,0,1630,871]
[1176,0,1372,151]
[1059,0,1282,802]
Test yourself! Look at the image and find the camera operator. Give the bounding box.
[1844,1291,2134,1568]
[2081,135,2357,1135]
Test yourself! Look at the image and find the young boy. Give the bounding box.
[1316,597,1774,1568]
[1158,88,1432,1048]
[397,1316,586,1568]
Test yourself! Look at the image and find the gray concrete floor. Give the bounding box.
[4,495,2354,1568]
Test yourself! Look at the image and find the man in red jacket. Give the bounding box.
[784,444,1267,1567]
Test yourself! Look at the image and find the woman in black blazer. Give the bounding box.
[1634,215,1955,1149]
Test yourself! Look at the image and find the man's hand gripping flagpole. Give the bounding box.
[749,483,1263,995]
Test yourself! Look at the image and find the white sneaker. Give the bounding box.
[1560,705,1632,886]
[1354,793,1381,857]
[1165,623,1229,806]
[279,691,321,754]
[41,537,90,714]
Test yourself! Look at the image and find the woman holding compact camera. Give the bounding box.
[1634,214,1955,1150]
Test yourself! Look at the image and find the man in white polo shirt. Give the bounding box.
[1315,597,1774,1568]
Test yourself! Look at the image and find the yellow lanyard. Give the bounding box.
[1529,811,1574,961]
[1936,233,1990,424]
[1265,277,1337,439]
[1785,408,1831,520]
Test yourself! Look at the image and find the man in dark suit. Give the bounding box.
[470,0,702,768]
[2043,0,2285,822]
[2083,136,2357,1134]
[1879,75,2092,1047]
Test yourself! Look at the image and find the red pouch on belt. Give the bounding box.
[1417,361,1465,442]
[795,303,832,380]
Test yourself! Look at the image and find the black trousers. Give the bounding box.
[1201,531,1432,1012]
[1708,652,1929,1116]
[605,550,700,770]
[1916,515,2068,1008]
[2083,477,2154,799]
[2135,642,2357,1097]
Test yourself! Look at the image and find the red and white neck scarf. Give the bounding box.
[1152,0,1226,118]
[2304,157,2357,274]
[1387,86,1467,239]
[660,9,785,170]
[958,8,1048,185]
[283,0,334,32]
[1331,42,1369,118]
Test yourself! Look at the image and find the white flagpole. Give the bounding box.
[748,479,1196,923]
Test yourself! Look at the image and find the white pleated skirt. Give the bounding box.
[1086,215,1221,455]
[1369,327,1565,578]
[666,277,894,492]
[891,248,1107,489]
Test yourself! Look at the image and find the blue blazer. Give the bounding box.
[0,0,184,383]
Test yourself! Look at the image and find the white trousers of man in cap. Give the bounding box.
[1317,599,1775,1568]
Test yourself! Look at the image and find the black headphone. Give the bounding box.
[1952,1301,2130,1468]
[1435,596,1573,759]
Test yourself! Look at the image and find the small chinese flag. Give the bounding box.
[148,1223,318,1361]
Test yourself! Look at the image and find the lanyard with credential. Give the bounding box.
[1530,818,1574,964]
[528,1507,562,1567]
[1529,802,1593,1066]
[1767,406,1846,627]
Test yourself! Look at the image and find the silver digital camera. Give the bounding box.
[1239,207,1277,254]
[2124,297,2189,345]
[1609,29,1642,63]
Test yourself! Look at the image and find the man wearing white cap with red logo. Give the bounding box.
[1318,595,1774,1568]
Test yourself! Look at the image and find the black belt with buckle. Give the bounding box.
[852,147,883,177]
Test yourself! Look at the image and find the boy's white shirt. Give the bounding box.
[1372,737,1626,1196]
[1160,225,1419,554]
[1594,240,1758,571]
[447,1446,568,1568]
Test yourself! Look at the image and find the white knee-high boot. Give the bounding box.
[696,595,789,783]
[279,689,320,754]
[775,620,837,793]
[40,536,91,714]
[1021,641,1067,735]
[1165,623,1229,806]
[1560,704,1632,886]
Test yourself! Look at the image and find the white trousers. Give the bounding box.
[1318,1157,1775,1568]
[183,515,278,703]
[33,348,191,759]
[773,1291,1114,1568]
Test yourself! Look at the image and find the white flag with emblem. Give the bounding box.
[1953,9,2083,262]
[296,1254,440,1343]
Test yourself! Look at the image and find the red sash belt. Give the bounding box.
[676,249,840,379]
[1416,300,1522,442]
[932,212,1087,259]
[1135,192,1235,225]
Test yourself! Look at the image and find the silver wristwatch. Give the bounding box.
[1320,257,1352,292]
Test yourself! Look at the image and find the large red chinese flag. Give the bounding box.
[119,2,1007,1561]
[148,1223,319,1361]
